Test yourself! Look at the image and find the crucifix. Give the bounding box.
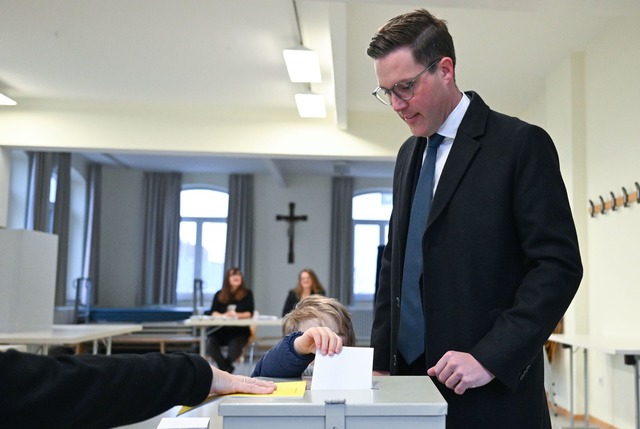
[276,202,308,264]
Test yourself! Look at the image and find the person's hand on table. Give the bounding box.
[210,366,276,395]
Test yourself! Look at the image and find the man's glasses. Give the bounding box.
[372,58,442,106]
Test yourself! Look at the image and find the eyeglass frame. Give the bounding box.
[371,57,443,106]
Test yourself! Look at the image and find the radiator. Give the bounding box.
[348,305,374,346]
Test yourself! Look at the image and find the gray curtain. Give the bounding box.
[329,176,354,304]
[224,174,254,286]
[82,163,102,305]
[26,152,55,231]
[52,153,71,306]
[26,152,71,306]
[141,172,182,305]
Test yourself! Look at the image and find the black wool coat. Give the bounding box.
[371,91,583,429]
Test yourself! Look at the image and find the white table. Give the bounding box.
[185,315,283,357]
[549,333,640,429]
[0,324,142,355]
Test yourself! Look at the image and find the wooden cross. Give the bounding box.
[275,202,308,264]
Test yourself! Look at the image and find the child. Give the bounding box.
[251,295,356,378]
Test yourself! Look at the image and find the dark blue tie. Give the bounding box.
[398,133,445,365]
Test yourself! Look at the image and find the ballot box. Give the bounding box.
[218,376,447,429]
[0,229,58,333]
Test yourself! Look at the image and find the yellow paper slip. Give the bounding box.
[178,380,306,416]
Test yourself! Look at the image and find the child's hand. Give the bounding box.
[293,326,343,356]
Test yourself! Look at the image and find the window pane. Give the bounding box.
[177,188,229,301]
[353,192,392,220]
[180,189,228,218]
[201,222,227,293]
[352,191,391,301]
[353,224,381,295]
[177,221,197,295]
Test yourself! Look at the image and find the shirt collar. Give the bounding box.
[436,92,470,140]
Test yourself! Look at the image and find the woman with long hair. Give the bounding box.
[281,268,326,316]
[205,267,254,373]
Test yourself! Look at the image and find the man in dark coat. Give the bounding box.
[367,9,583,428]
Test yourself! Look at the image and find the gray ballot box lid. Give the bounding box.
[218,376,447,428]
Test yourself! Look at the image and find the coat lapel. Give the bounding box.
[428,92,488,226]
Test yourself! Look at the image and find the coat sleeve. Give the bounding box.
[250,331,314,378]
[0,350,212,429]
[469,124,583,391]
[371,231,394,372]
[371,137,417,373]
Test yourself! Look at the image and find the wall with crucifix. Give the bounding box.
[253,174,332,319]
[88,166,391,322]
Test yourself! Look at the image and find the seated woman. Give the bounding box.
[205,267,254,373]
[252,295,356,378]
[281,268,326,316]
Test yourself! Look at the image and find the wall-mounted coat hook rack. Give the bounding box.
[588,181,639,217]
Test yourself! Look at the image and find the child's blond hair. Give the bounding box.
[282,295,356,346]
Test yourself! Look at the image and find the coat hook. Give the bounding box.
[622,187,629,207]
[599,195,606,214]
[610,192,617,211]
[588,199,595,217]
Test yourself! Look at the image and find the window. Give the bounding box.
[66,168,87,304]
[352,191,392,301]
[176,188,228,302]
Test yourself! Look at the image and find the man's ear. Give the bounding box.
[439,57,455,83]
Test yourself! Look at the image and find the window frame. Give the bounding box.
[352,189,392,303]
[177,186,229,304]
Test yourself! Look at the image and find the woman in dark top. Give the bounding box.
[281,268,326,316]
[206,267,254,373]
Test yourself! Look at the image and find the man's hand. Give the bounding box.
[293,326,343,356]
[427,351,495,395]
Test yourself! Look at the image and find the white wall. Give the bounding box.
[98,167,145,306]
[0,103,404,160]
[582,19,640,429]
[520,17,640,428]
[95,169,391,314]
[0,147,10,227]
[252,174,332,318]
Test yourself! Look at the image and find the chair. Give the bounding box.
[245,325,257,368]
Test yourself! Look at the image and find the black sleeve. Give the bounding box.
[0,350,212,429]
[209,291,226,314]
[237,289,254,314]
[281,290,297,316]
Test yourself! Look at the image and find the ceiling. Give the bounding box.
[1,0,637,179]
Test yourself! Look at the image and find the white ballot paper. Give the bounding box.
[310,346,374,390]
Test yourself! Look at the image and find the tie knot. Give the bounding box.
[428,133,445,148]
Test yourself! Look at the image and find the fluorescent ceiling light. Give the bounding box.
[295,92,326,118]
[0,93,16,105]
[283,47,321,83]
